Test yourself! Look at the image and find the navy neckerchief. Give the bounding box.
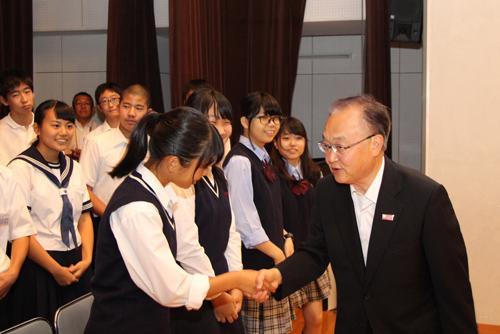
[13,145,78,248]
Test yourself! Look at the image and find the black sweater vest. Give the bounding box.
[85,172,176,334]
[224,143,284,270]
[195,167,231,275]
[278,174,315,247]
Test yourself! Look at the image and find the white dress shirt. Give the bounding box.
[0,113,36,165]
[350,158,385,264]
[110,164,210,309]
[83,120,114,151]
[0,166,36,272]
[79,128,128,205]
[8,158,91,251]
[224,136,270,248]
[164,183,215,277]
[70,119,101,151]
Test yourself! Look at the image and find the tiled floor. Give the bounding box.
[291,309,500,334]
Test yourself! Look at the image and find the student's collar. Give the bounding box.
[135,163,175,216]
[115,127,129,144]
[239,135,270,162]
[5,112,34,129]
[284,159,302,180]
[14,144,72,187]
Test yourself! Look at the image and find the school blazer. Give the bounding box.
[277,158,477,334]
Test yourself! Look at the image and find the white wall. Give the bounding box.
[293,36,423,169]
[32,0,170,108]
[425,0,500,325]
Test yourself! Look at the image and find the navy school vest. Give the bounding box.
[194,166,232,275]
[86,171,176,334]
[224,143,284,270]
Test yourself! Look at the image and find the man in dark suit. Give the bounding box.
[256,95,477,333]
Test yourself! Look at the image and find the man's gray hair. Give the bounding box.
[330,95,391,150]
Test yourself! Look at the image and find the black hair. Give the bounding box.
[240,91,282,120]
[34,100,75,125]
[0,68,34,98]
[271,117,321,185]
[209,124,225,166]
[72,91,94,109]
[111,107,216,178]
[182,79,213,103]
[239,92,282,148]
[94,82,122,103]
[185,88,232,121]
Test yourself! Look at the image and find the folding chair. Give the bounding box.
[0,317,53,334]
[53,293,94,334]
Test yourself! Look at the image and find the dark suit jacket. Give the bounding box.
[276,158,477,334]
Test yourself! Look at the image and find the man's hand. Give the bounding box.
[255,268,282,295]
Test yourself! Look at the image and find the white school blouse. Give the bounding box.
[110,164,210,309]
[0,113,36,165]
[168,176,243,274]
[79,128,128,205]
[8,157,92,251]
[0,166,35,272]
[164,183,215,277]
[223,136,270,248]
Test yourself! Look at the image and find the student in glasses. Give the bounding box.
[223,92,293,334]
[170,88,244,334]
[8,100,93,325]
[85,108,265,334]
[84,82,122,146]
[271,117,331,334]
[80,84,150,220]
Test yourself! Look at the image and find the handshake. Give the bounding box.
[234,268,284,303]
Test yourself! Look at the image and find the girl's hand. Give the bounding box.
[0,271,17,299]
[52,266,78,286]
[68,260,91,279]
[237,270,270,302]
[273,250,286,265]
[284,237,294,257]
[229,288,243,313]
[213,296,238,323]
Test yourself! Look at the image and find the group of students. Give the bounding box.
[0,69,332,334]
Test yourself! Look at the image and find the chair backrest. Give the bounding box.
[53,292,94,334]
[0,317,53,334]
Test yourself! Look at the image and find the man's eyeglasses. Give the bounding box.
[255,115,284,126]
[317,134,377,155]
[99,97,120,106]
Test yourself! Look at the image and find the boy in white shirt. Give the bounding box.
[80,84,151,218]
[0,69,36,165]
[84,82,122,146]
